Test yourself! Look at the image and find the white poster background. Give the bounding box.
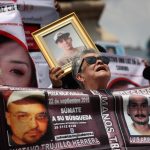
[105,53,149,89]
[0,0,58,25]
[30,52,51,88]
[16,0,59,26]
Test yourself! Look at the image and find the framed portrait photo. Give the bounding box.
[32,12,98,74]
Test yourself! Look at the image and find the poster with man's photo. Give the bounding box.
[0,88,110,150]
[113,87,150,149]
[0,86,150,149]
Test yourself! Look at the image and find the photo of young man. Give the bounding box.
[43,23,86,67]
[54,31,86,66]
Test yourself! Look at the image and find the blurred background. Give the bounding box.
[57,0,150,60]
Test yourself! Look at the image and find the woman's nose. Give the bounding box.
[96,58,104,65]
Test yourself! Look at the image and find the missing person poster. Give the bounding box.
[113,86,150,149]
[0,88,110,150]
[103,53,149,90]
[0,86,150,149]
[47,92,110,149]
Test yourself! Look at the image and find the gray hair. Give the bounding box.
[72,48,100,88]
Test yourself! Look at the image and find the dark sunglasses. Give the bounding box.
[78,55,110,73]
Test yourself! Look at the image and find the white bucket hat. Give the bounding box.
[53,31,70,43]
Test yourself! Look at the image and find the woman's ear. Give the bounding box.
[127,107,130,116]
[76,73,85,83]
[6,112,11,126]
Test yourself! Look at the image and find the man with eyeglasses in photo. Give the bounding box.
[5,91,51,146]
[50,48,111,90]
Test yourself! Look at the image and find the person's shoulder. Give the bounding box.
[8,134,18,146]
[128,123,141,135]
[57,56,65,66]
[57,56,71,66]
[76,45,86,51]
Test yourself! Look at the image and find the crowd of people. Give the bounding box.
[1,33,149,90]
[0,1,149,90]
[1,1,150,147]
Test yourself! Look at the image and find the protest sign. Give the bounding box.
[104,53,149,90]
[0,87,110,150]
[0,2,27,49]
[112,87,150,149]
[0,86,150,149]
[0,0,59,51]
[16,0,59,51]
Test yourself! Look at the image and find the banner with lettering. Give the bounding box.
[17,0,59,51]
[0,86,150,149]
[0,87,111,150]
[104,53,149,90]
[112,86,150,150]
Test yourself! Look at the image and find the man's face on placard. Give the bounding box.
[128,95,149,125]
[6,99,48,145]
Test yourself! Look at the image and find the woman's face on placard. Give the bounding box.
[0,41,33,87]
